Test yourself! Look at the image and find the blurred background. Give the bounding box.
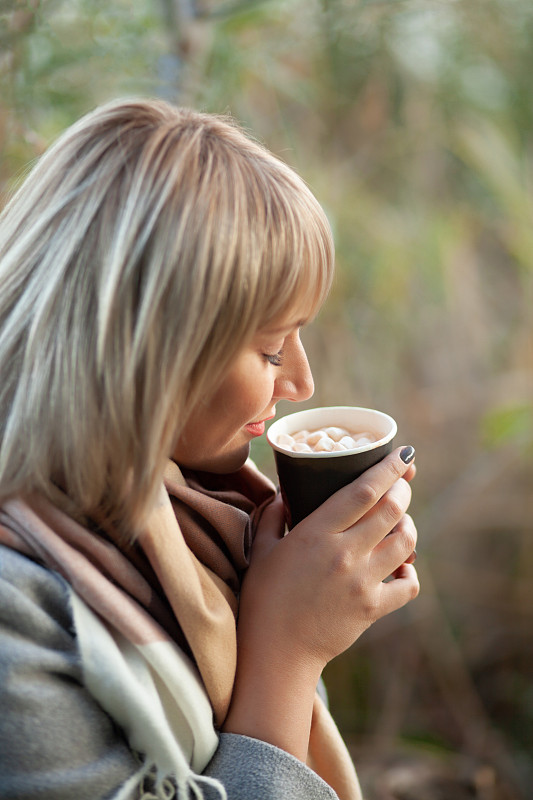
[1,1,532,797]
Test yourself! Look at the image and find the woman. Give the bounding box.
[0,99,419,800]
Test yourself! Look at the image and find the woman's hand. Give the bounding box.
[244,446,418,666]
[223,447,419,758]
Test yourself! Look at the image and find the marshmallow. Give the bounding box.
[306,430,326,446]
[292,442,313,453]
[313,436,336,452]
[323,426,349,442]
[277,433,295,447]
[277,426,377,453]
[292,430,309,442]
[339,435,357,450]
[353,435,374,446]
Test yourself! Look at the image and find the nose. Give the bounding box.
[274,332,314,403]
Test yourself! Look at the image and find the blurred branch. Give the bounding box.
[158,0,197,57]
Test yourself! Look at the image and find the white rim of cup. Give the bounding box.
[266,405,397,459]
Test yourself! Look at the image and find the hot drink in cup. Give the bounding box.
[267,406,397,528]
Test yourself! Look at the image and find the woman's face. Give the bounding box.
[173,310,315,473]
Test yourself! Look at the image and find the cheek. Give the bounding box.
[198,351,276,445]
[217,362,273,417]
[244,373,275,413]
[220,380,269,425]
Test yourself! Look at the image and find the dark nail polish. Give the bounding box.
[400,446,415,464]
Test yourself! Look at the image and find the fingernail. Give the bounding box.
[400,446,415,464]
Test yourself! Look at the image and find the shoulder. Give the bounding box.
[204,733,339,799]
[0,544,141,800]
[0,543,75,649]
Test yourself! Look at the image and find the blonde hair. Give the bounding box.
[0,98,334,536]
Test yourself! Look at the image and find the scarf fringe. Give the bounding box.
[114,762,227,800]
[186,774,228,800]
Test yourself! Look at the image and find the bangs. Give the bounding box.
[253,171,335,331]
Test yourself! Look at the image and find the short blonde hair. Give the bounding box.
[0,98,334,536]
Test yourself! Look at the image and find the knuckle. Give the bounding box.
[382,480,411,525]
[350,582,379,619]
[329,548,355,577]
[406,528,417,554]
[361,594,381,624]
[349,577,381,620]
[351,480,378,510]
[383,494,404,525]
[399,520,417,554]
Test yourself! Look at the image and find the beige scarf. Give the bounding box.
[0,459,361,800]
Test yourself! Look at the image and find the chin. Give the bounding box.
[197,443,251,475]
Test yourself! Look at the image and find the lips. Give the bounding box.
[244,413,275,437]
[245,421,266,436]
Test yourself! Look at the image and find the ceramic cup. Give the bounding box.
[267,405,397,528]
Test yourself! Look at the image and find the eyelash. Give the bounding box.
[263,350,284,367]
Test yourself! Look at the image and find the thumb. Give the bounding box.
[252,494,286,560]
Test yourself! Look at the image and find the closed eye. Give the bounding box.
[263,350,283,367]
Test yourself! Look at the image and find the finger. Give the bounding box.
[345,478,416,564]
[403,463,416,483]
[340,478,412,556]
[309,446,416,534]
[252,494,286,560]
[379,562,420,612]
[371,513,417,580]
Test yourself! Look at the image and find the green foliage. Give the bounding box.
[0,0,164,187]
[481,403,533,449]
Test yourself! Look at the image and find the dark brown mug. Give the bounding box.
[267,406,397,528]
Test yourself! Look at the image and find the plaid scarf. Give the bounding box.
[0,459,361,800]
